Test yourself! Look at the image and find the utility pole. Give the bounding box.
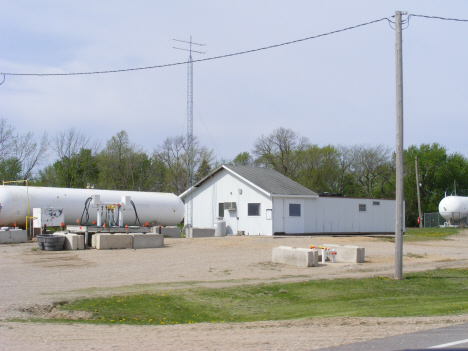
[174,37,205,229]
[395,10,405,280]
[415,156,422,228]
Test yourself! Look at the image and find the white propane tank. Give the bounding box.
[439,195,468,221]
[0,186,184,227]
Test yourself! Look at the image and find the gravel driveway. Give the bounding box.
[1,232,468,350]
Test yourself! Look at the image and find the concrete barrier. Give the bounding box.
[321,244,365,263]
[94,234,133,250]
[184,227,215,238]
[52,232,85,250]
[272,246,318,268]
[133,233,163,249]
[151,226,181,238]
[0,229,28,244]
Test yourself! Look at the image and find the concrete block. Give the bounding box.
[132,233,164,249]
[151,226,181,238]
[272,246,318,268]
[184,227,215,238]
[321,244,365,263]
[0,229,28,244]
[57,233,84,250]
[67,234,82,250]
[94,234,133,250]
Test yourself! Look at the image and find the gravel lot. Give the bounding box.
[1,232,468,350]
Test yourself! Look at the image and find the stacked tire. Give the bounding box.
[37,234,66,251]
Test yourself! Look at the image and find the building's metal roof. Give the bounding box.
[180,165,318,198]
[223,165,318,196]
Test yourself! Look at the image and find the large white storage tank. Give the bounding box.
[0,186,184,227]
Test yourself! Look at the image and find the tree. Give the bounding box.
[97,131,158,191]
[402,143,468,226]
[48,129,100,188]
[0,118,49,180]
[253,127,308,178]
[195,156,212,182]
[233,152,253,166]
[0,157,22,182]
[296,145,341,193]
[154,135,214,195]
[33,165,58,187]
[351,144,394,198]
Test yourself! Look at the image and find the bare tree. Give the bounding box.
[0,118,14,158]
[351,144,394,198]
[13,132,49,180]
[253,127,309,177]
[53,128,99,159]
[154,135,214,195]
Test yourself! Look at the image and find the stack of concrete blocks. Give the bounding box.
[321,244,365,263]
[0,229,28,244]
[272,246,319,268]
[151,226,181,238]
[91,233,164,250]
[184,227,215,238]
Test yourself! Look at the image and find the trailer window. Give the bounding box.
[218,203,224,218]
[359,204,366,211]
[248,203,260,216]
[289,203,301,217]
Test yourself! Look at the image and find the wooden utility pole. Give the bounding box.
[395,11,404,280]
[415,156,422,228]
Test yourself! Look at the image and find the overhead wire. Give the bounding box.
[1,16,394,77]
[409,14,468,22]
[194,105,224,161]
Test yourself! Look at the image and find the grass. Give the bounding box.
[403,227,460,241]
[55,268,468,325]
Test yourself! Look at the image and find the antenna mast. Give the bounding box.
[174,37,205,229]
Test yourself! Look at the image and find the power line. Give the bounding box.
[410,14,468,22]
[1,16,393,77]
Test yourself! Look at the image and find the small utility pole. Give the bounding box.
[395,10,405,280]
[415,156,422,228]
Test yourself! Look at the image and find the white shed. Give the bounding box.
[180,165,398,236]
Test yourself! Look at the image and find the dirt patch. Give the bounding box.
[19,302,93,320]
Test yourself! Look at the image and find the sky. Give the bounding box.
[1,1,468,168]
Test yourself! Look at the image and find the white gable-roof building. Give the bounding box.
[180,165,398,236]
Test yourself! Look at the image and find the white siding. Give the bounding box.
[184,169,398,236]
[303,197,396,234]
[184,171,273,236]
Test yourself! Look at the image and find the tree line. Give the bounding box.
[1,119,466,227]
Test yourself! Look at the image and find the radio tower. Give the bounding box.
[174,37,205,228]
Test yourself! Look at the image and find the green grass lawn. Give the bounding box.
[57,268,468,325]
[404,227,460,241]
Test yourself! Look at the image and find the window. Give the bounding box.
[248,203,260,216]
[289,203,301,217]
[218,203,224,218]
[373,201,380,206]
[359,204,366,211]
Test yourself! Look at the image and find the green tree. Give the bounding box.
[97,131,158,191]
[402,143,468,226]
[0,157,22,182]
[233,152,253,166]
[53,148,99,188]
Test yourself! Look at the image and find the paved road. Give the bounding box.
[319,323,468,350]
